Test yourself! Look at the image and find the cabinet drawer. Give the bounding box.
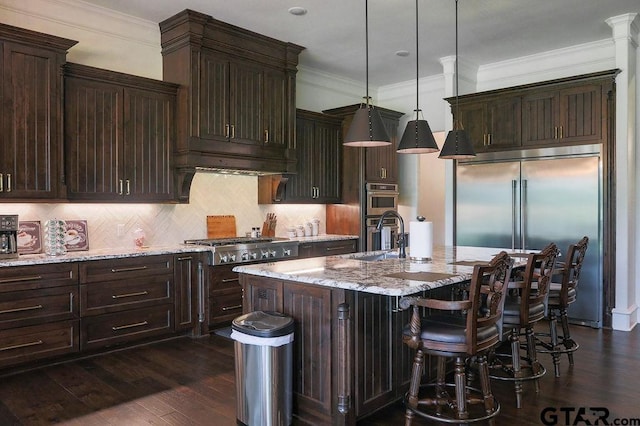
[81,305,173,350]
[0,263,78,292]
[80,276,173,316]
[210,291,243,324]
[209,265,240,290]
[0,285,78,330]
[80,255,173,283]
[0,320,79,368]
[316,239,357,256]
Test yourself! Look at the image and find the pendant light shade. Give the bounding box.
[344,0,391,147]
[397,117,439,153]
[344,104,391,147]
[439,0,476,159]
[397,0,439,154]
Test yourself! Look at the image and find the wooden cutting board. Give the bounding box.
[207,215,237,239]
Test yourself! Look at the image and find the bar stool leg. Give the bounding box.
[525,327,541,394]
[509,328,523,409]
[548,310,561,377]
[560,307,575,365]
[454,357,469,420]
[405,349,424,425]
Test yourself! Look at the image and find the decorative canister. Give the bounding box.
[305,222,313,237]
[286,227,297,238]
[311,218,320,236]
[295,225,305,237]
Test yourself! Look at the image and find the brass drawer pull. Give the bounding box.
[326,246,352,251]
[112,321,148,331]
[0,304,44,315]
[221,305,242,312]
[0,340,44,352]
[221,277,240,283]
[0,275,43,284]
[110,266,148,273]
[112,291,149,299]
[177,256,193,261]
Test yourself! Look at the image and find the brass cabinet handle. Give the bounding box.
[118,179,124,195]
[230,124,235,139]
[0,173,3,192]
[112,321,148,331]
[110,266,148,273]
[559,126,563,139]
[264,129,269,144]
[177,256,193,261]
[487,133,492,146]
[326,245,353,252]
[0,304,43,315]
[225,124,230,138]
[112,290,149,299]
[221,277,240,283]
[554,126,558,139]
[5,174,10,192]
[221,305,242,311]
[0,340,44,352]
[0,275,43,284]
[125,179,130,195]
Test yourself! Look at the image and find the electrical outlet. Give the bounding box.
[117,224,125,236]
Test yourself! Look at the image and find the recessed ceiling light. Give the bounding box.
[288,7,307,16]
[395,50,410,57]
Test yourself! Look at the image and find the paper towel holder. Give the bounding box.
[409,215,433,262]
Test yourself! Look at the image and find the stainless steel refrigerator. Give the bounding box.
[455,145,602,327]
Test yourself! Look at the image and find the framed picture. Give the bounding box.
[64,220,89,251]
[17,221,42,254]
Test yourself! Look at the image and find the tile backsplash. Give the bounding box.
[0,173,326,250]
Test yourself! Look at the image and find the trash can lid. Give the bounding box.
[231,311,294,338]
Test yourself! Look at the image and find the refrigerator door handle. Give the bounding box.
[512,180,517,250]
[521,179,528,250]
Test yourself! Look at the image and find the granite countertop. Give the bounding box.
[233,246,530,296]
[0,245,210,267]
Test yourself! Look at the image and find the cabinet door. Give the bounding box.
[522,90,560,146]
[282,282,333,421]
[175,254,200,332]
[315,119,342,202]
[229,60,263,145]
[559,84,604,144]
[285,115,315,201]
[263,68,287,147]
[65,77,124,200]
[456,101,487,152]
[199,52,230,142]
[365,116,399,183]
[1,41,61,199]
[123,87,174,201]
[354,293,394,416]
[486,96,521,149]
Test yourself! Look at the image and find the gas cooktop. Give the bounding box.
[184,237,298,265]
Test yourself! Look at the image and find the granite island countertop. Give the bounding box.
[234,245,529,296]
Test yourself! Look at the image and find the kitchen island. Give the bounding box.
[234,246,525,425]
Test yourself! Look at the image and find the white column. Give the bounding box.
[606,13,639,331]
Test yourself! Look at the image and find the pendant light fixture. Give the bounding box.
[439,0,476,159]
[343,0,391,147]
[397,0,439,154]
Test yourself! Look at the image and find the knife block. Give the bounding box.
[261,222,276,237]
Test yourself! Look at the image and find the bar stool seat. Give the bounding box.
[488,243,559,409]
[535,236,588,377]
[400,251,513,425]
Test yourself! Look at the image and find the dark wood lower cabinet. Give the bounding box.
[240,273,415,425]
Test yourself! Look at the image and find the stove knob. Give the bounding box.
[229,254,236,262]
[283,249,291,257]
[250,252,258,260]
[241,252,250,261]
[261,251,269,259]
[269,250,277,258]
[219,254,228,263]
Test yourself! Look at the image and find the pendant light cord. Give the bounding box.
[454,0,460,129]
[415,0,419,117]
[365,0,370,108]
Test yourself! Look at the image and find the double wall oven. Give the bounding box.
[184,237,298,334]
[364,183,400,251]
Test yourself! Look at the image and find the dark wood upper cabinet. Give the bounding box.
[0,24,77,201]
[160,9,304,202]
[64,63,178,202]
[447,70,616,153]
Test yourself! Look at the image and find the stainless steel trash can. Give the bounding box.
[231,311,294,426]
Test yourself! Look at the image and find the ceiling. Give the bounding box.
[81,0,638,87]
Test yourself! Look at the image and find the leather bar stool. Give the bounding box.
[400,251,513,425]
[536,236,588,377]
[489,243,559,409]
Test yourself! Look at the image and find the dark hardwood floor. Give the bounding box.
[1,322,638,425]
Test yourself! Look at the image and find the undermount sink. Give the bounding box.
[356,252,402,262]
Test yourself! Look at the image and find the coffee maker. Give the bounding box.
[0,214,19,259]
